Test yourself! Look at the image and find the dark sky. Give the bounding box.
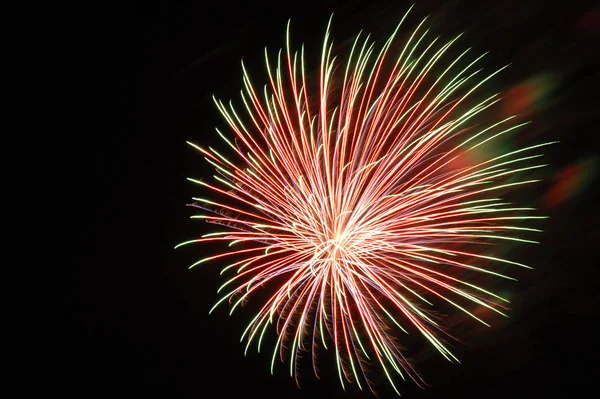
[73,1,599,397]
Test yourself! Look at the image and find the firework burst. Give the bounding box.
[177,6,554,395]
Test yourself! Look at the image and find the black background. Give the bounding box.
[73,1,599,397]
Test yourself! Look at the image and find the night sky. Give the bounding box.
[73,1,599,397]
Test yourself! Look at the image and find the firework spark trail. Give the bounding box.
[177,6,554,395]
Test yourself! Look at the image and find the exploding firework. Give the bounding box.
[177,6,554,395]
